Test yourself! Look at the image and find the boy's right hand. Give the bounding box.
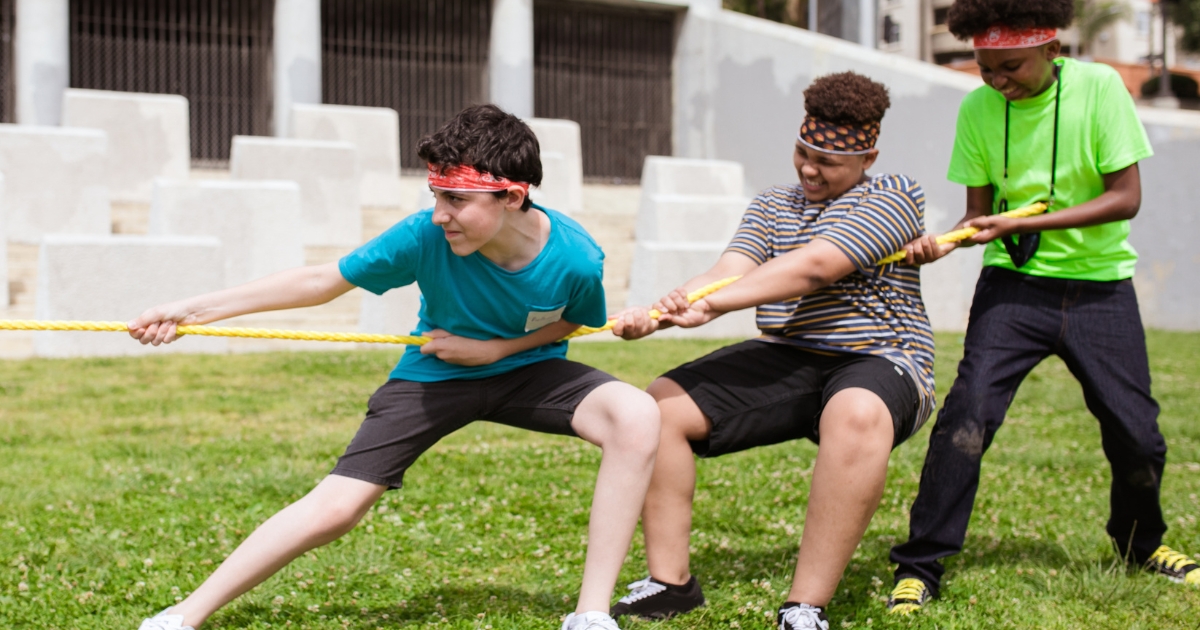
[610,306,659,340]
[127,301,202,346]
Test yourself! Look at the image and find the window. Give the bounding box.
[883,14,901,45]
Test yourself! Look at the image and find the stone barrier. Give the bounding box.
[34,235,227,357]
[0,124,110,242]
[290,103,403,208]
[148,179,305,287]
[230,136,361,246]
[62,89,190,204]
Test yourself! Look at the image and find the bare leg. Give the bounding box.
[641,377,712,586]
[169,475,386,627]
[569,381,662,614]
[787,388,893,606]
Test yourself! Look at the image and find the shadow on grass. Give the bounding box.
[213,584,571,628]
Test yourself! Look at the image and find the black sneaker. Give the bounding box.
[1145,545,1200,586]
[776,602,829,630]
[609,576,705,620]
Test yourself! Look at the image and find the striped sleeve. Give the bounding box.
[817,176,925,273]
[724,193,775,265]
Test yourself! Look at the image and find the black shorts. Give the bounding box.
[331,359,618,488]
[662,340,920,458]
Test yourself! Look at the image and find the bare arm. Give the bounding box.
[128,262,356,345]
[693,239,856,318]
[420,318,582,366]
[611,251,760,339]
[904,163,1142,264]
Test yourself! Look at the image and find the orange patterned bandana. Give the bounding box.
[797,116,880,155]
[427,163,530,194]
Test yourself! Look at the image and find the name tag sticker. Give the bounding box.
[525,306,566,332]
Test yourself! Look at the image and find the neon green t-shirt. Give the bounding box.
[947,57,1153,281]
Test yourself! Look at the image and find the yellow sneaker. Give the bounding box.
[1146,545,1200,585]
[887,577,932,615]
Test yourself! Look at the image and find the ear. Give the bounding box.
[503,187,527,211]
[860,148,880,171]
[1043,40,1061,61]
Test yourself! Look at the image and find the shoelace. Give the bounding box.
[563,612,618,630]
[1150,546,1195,572]
[618,577,667,604]
[890,578,927,602]
[779,604,828,630]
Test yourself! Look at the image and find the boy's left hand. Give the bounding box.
[420,330,504,366]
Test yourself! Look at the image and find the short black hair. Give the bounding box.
[947,0,1074,41]
[417,104,542,211]
[803,72,891,126]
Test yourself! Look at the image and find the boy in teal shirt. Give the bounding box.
[131,105,659,630]
[888,0,1199,615]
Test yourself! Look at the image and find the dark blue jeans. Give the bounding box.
[890,267,1166,593]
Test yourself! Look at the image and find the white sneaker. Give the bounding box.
[561,610,621,630]
[138,608,195,630]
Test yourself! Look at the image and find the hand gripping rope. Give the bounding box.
[0,204,1045,345]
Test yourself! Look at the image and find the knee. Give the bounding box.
[301,494,370,542]
[821,395,893,452]
[602,388,662,457]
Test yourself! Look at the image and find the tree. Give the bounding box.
[723,0,809,28]
[1074,0,1132,57]
[1177,0,1200,53]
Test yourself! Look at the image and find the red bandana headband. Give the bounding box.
[427,163,530,195]
[973,24,1058,50]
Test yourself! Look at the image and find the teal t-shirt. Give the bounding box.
[947,57,1153,281]
[338,206,608,382]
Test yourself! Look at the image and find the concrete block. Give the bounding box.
[359,285,423,336]
[526,118,583,214]
[290,103,403,207]
[640,156,744,197]
[0,124,110,242]
[0,173,6,307]
[626,241,759,339]
[62,89,190,204]
[34,235,227,357]
[635,193,748,243]
[148,179,305,287]
[230,136,361,246]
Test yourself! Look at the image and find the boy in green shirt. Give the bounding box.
[887,0,1199,614]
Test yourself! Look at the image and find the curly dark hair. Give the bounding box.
[417,104,542,211]
[946,0,1074,41]
[803,72,890,126]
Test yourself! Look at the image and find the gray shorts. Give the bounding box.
[331,359,617,488]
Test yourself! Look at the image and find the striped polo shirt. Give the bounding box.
[727,173,936,431]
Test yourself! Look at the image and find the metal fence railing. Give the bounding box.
[534,0,676,182]
[0,0,13,123]
[69,0,274,166]
[321,0,492,171]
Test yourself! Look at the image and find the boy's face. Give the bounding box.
[975,41,1061,102]
[430,188,525,256]
[793,143,877,202]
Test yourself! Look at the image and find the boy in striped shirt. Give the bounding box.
[611,72,933,630]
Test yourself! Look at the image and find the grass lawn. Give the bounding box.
[2,333,1200,629]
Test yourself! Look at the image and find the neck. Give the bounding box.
[477,207,550,271]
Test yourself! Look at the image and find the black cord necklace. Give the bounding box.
[998,63,1061,267]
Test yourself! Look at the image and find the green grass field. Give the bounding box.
[2,333,1200,629]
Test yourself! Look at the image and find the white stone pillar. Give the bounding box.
[859,0,876,48]
[14,0,69,126]
[489,0,534,118]
[273,0,322,137]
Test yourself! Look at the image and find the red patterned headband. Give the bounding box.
[797,116,880,155]
[973,25,1058,50]
[427,164,530,195]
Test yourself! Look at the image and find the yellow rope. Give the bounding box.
[0,206,1047,347]
[0,277,744,346]
[875,202,1048,265]
[560,275,743,340]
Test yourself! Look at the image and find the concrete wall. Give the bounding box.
[34,235,227,357]
[148,179,306,287]
[0,174,6,307]
[62,89,191,204]
[359,287,423,337]
[290,103,403,208]
[675,8,1200,330]
[0,124,110,242]
[230,136,361,247]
